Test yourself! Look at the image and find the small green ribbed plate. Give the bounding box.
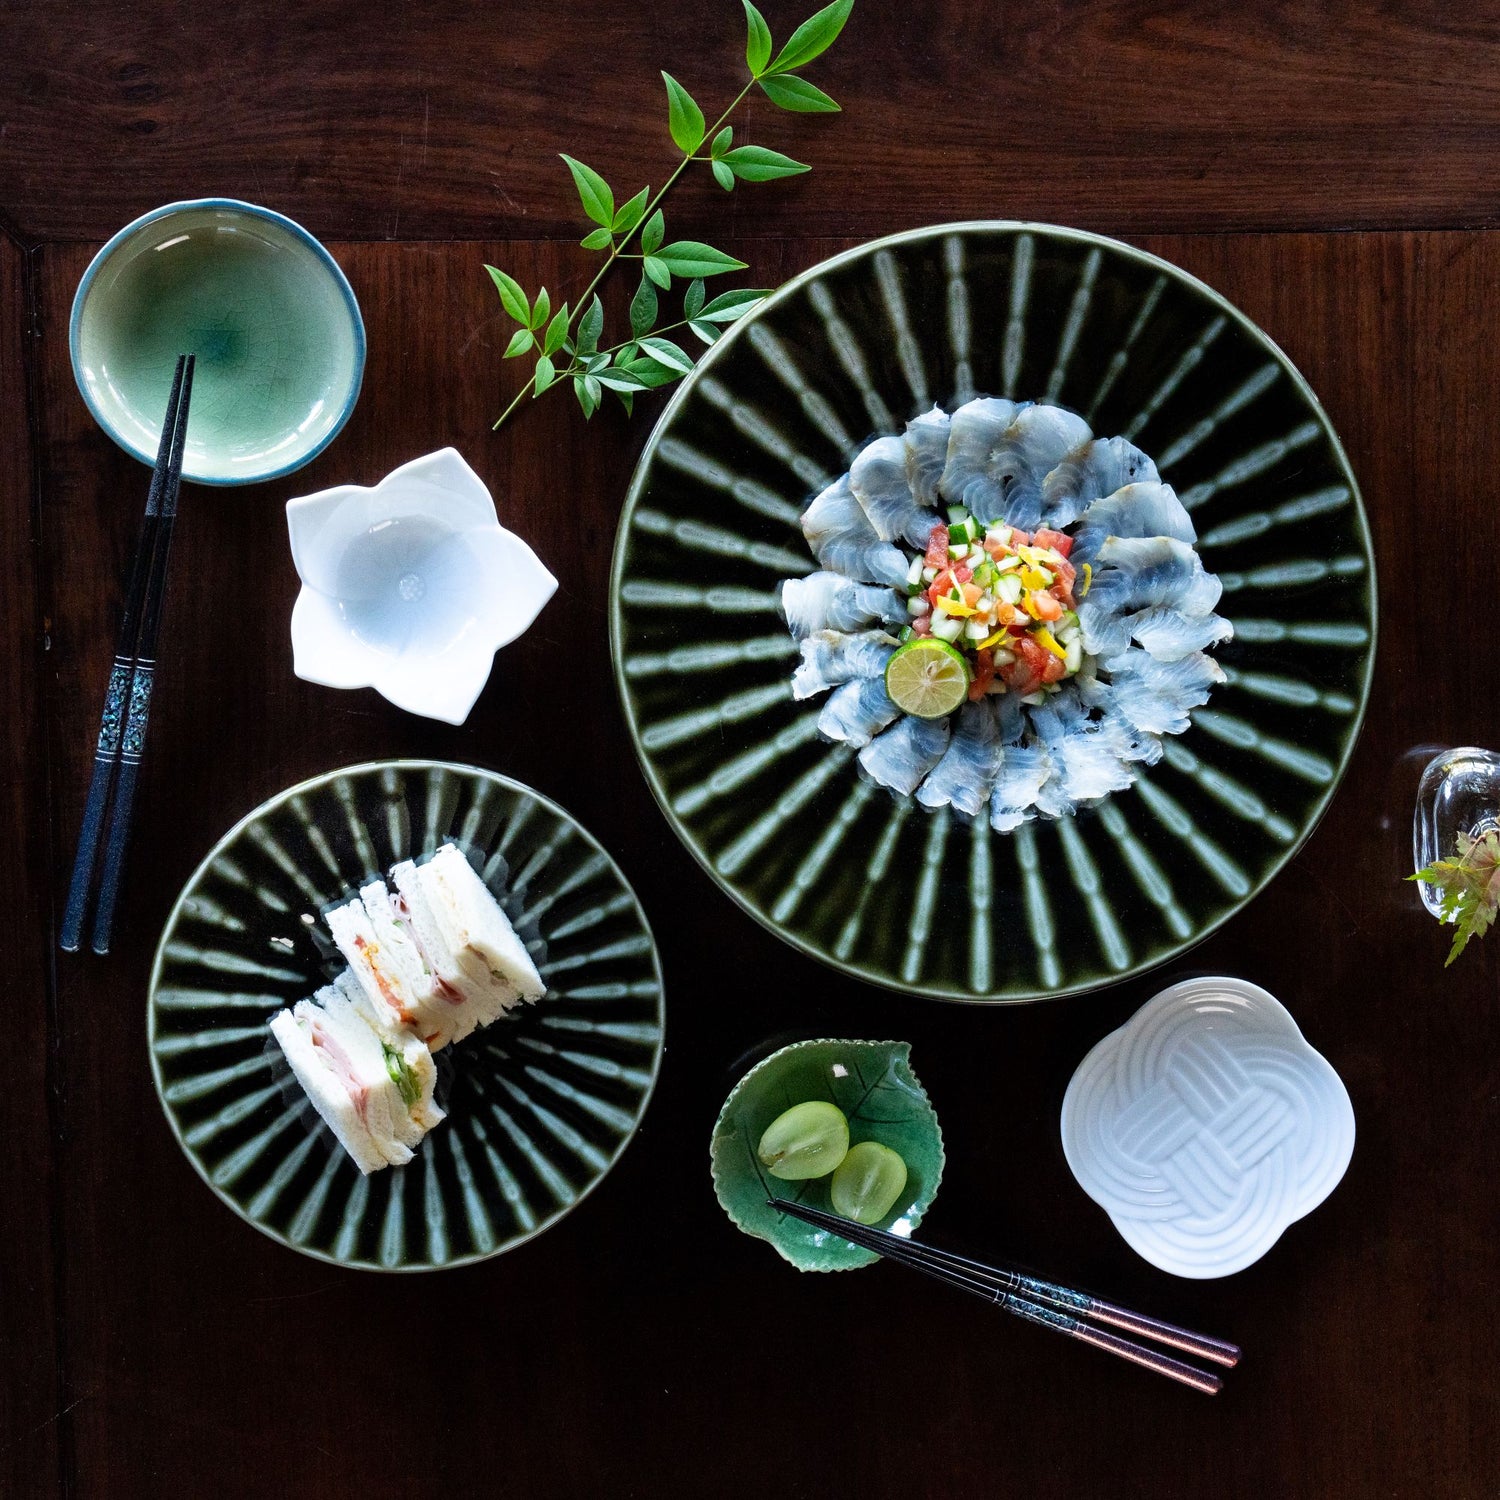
[148,761,663,1271]
[610,222,1376,1003]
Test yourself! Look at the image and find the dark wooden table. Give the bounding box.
[5,4,1497,1496]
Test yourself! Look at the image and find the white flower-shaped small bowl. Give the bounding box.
[287,449,556,724]
[1060,976,1355,1279]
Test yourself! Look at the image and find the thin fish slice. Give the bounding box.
[792,629,897,700]
[937,397,1026,520]
[990,743,1052,831]
[1080,536,1223,659]
[904,406,951,508]
[801,474,909,586]
[1105,649,1226,736]
[818,675,901,747]
[1127,606,1234,662]
[973,405,1095,530]
[917,700,1003,817]
[781,571,907,638]
[1070,481,1196,566]
[850,434,940,548]
[1040,437,1160,530]
[858,715,951,797]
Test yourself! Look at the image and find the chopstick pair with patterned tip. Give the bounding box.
[769,1198,1239,1396]
[60,353,195,956]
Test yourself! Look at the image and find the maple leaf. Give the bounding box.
[1410,828,1500,965]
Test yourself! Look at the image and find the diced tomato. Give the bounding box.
[911,614,933,636]
[961,582,983,606]
[968,648,996,701]
[924,524,949,569]
[1009,527,1032,547]
[1035,528,1072,558]
[1029,591,1063,622]
[1040,651,1068,684]
[996,602,1025,628]
[953,564,973,586]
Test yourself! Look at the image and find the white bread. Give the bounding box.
[269,995,413,1175]
[421,844,545,1007]
[356,880,463,1053]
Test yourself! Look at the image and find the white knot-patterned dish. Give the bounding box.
[1060,975,1354,1278]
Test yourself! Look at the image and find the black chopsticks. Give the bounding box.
[61,354,195,955]
[769,1198,1239,1396]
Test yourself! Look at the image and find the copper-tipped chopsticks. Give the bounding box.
[769,1198,1238,1396]
[61,353,195,955]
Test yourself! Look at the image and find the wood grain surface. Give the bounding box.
[2,2,1499,244]
[7,3,1500,1496]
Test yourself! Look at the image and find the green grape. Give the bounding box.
[757,1100,850,1180]
[830,1141,908,1225]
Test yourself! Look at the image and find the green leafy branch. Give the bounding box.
[485,0,853,429]
[1410,827,1500,966]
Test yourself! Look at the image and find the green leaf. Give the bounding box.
[573,373,598,419]
[533,354,556,393]
[529,287,551,330]
[616,389,634,417]
[743,1,773,74]
[580,226,612,251]
[543,303,571,356]
[597,370,646,392]
[618,356,680,389]
[613,341,639,364]
[612,186,650,234]
[585,351,611,374]
[485,265,530,325]
[684,278,706,320]
[698,287,767,321]
[688,319,721,346]
[578,295,604,356]
[712,160,735,192]
[1411,828,1500,966]
[767,0,853,74]
[640,208,665,255]
[655,240,748,278]
[643,255,672,289]
[560,153,614,227]
[629,275,658,337]
[503,328,536,358]
[662,71,706,154]
[722,145,810,182]
[758,73,841,111]
[638,336,694,374]
[710,126,733,159]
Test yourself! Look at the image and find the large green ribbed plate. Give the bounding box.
[148,761,663,1270]
[610,222,1376,1003]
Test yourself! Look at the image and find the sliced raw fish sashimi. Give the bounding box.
[1070,481,1195,566]
[818,675,901,747]
[858,714,951,797]
[850,434,940,549]
[792,629,897,700]
[801,475,909,586]
[917,700,1003,816]
[903,406,951,508]
[1040,437,1160,530]
[781,571,906,638]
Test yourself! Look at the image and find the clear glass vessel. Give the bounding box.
[1413,748,1500,916]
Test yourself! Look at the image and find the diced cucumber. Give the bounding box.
[972,560,998,588]
[948,518,979,544]
[946,504,971,525]
[1064,638,1083,673]
[998,573,1024,605]
[1058,609,1079,632]
[995,555,1020,574]
[965,619,990,640]
[948,542,970,560]
[1020,690,1046,705]
[931,615,965,643]
[992,648,1016,666]
[907,595,931,617]
[921,566,937,582]
[906,555,925,587]
[986,525,1012,545]
[899,625,914,643]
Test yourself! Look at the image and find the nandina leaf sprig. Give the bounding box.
[486,0,853,430]
[1410,827,1500,966]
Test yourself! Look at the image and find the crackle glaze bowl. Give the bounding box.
[610,222,1377,1003]
[71,198,364,484]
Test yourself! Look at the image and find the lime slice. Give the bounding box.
[885,638,971,718]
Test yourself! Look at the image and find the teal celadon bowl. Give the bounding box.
[710,1038,945,1272]
[70,198,365,485]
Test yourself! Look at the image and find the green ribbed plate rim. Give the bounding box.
[609,221,1376,1003]
[148,760,664,1270]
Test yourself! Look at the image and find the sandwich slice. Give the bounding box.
[269,980,445,1174]
[390,843,546,1040]
[328,883,462,1051]
[331,969,445,1140]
